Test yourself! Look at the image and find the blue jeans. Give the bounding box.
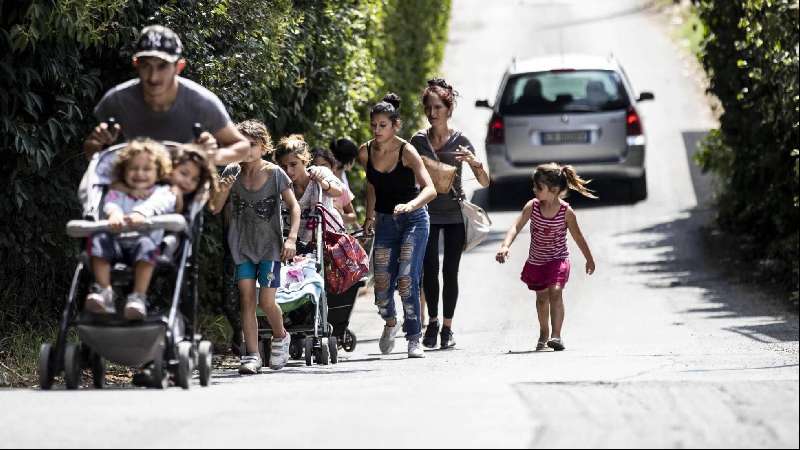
[373,208,430,340]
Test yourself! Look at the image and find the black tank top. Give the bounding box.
[366,140,420,214]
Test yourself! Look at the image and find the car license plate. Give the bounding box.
[540,130,590,145]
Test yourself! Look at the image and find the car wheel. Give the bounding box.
[629,172,647,203]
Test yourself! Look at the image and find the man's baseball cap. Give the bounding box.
[133,25,183,63]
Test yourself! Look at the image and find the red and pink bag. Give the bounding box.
[318,205,369,294]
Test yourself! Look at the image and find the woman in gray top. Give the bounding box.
[410,79,490,349]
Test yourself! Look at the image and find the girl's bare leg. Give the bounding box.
[132,262,155,295]
[258,287,286,338]
[238,279,259,354]
[91,257,112,287]
[548,286,565,339]
[535,289,551,342]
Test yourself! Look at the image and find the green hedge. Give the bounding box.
[0,0,451,350]
[694,0,799,296]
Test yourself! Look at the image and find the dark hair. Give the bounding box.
[533,162,597,199]
[311,147,337,169]
[370,92,402,124]
[422,77,458,110]
[329,138,359,166]
[174,144,220,195]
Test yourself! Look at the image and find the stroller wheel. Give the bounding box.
[177,341,193,390]
[328,336,338,364]
[91,351,105,389]
[150,358,168,389]
[38,343,54,390]
[319,338,330,366]
[198,340,213,387]
[343,329,357,352]
[64,343,82,390]
[304,337,313,367]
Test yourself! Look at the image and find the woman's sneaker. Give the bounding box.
[408,338,425,358]
[422,321,439,349]
[123,293,148,320]
[269,332,291,370]
[440,326,456,349]
[547,337,565,351]
[239,354,262,375]
[379,324,399,354]
[85,283,115,315]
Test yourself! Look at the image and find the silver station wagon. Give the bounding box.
[476,54,654,202]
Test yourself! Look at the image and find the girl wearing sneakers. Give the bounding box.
[209,120,301,373]
[358,93,437,359]
[495,163,596,351]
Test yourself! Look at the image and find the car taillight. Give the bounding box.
[626,106,643,136]
[487,114,504,144]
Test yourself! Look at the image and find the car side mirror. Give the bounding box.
[637,91,655,102]
[475,99,492,109]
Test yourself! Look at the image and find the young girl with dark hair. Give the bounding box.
[496,163,596,352]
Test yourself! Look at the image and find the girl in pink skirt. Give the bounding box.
[495,163,596,351]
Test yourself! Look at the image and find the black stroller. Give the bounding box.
[255,193,370,366]
[38,141,213,390]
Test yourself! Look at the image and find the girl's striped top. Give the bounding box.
[528,198,569,264]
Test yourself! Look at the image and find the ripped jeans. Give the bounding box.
[372,208,430,340]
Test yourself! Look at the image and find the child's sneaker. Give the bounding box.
[379,324,399,355]
[239,354,262,375]
[85,283,115,315]
[408,338,425,358]
[123,293,148,320]
[269,332,291,370]
[440,326,456,349]
[422,320,439,349]
[547,337,565,351]
[535,340,548,351]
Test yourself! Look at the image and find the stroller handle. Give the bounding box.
[66,214,187,238]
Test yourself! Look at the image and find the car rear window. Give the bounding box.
[499,70,629,115]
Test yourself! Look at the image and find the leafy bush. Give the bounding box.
[0,0,451,358]
[694,0,799,297]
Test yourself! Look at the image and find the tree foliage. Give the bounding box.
[694,0,799,293]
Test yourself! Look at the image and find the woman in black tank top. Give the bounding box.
[358,93,437,359]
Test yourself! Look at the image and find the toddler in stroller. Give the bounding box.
[39,137,216,390]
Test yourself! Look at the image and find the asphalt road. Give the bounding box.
[1,1,797,448]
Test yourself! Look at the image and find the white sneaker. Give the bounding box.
[238,354,262,375]
[85,283,115,315]
[379,324,399,355]
[408,338,425,358]
[270,332,291,370]
[123,293,147,321]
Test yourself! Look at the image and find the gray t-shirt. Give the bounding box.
[93,77,231,143]
[410,129,475,224]
[226,164,292,264]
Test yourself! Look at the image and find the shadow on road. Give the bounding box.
[615,212,797,343]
